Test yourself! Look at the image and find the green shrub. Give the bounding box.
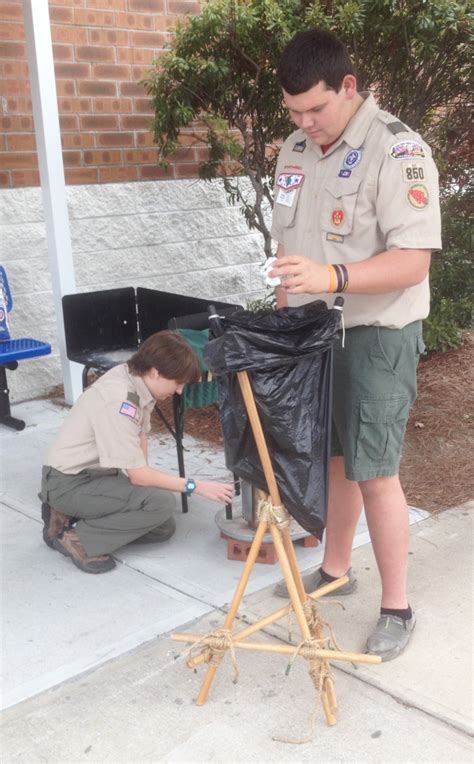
[424,197,473,352]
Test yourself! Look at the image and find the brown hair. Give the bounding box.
[128,330,201,384]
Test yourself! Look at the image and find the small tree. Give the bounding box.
[144,0,305,258]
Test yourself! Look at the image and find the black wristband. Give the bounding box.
[338,263,349,292]
[333,264,343,293]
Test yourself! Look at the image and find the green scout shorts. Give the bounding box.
[331,320,425,481]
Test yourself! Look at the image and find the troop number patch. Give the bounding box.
[401,162,426,182]
[407,183,429,210]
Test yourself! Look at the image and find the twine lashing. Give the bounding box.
[256,498,289,528]
[187,628,240,684]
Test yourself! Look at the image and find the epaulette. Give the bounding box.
[376,111,409,135]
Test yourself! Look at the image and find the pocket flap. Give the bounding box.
[360,397,411,424]
[325,177,361,199]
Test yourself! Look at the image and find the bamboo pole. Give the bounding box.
[172,634,381,664]
[186,576,350,669]
[195,518,269,705]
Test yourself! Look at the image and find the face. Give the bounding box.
[145,369,185,400]
[283,76,357,146]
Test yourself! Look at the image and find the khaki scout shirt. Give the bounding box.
[270,93,442,329]
[46,364,156,475]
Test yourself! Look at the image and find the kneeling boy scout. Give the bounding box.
[40,331,234,574]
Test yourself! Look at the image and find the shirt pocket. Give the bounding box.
[356,397,411,463]
[274,186,303,228]
[320,177,361,236]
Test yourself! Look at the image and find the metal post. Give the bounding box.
[22,0,82,403]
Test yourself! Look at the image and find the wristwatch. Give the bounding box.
[184,478,196,496]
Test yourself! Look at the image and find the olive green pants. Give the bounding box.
[41,466,176,556]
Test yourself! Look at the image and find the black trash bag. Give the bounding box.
[204,300,342,539]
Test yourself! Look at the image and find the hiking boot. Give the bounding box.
[41,502,75,549]
[366,613,416,661]
[132,517,176,544]
[52,529,116,574]
[274,567,357,598]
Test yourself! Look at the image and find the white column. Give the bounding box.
[22,0,82,403]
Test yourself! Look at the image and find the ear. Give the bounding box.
[342,74,357,99]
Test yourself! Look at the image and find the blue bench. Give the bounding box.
[0,266,51,431]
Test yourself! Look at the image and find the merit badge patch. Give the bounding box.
[407,183,429,210]
[332,208,344,226]
[119,401,138,419]
[401,162,426,183]
[276,172,304,191]
[343,149,362,169]
[293,139,306,153]
[339,169,352,178]
[390,141,426,160]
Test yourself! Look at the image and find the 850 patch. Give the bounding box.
[401,162,426,183]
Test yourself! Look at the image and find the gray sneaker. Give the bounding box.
[367,613,416,661]
[274,567,357,599]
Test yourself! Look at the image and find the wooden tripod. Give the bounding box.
[172,368,380,726]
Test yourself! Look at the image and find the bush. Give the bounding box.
[423,195,473,352]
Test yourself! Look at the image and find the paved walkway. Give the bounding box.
[0,400,473,762]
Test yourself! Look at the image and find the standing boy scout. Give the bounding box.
[270,29,441,660]
[41,331,234,574]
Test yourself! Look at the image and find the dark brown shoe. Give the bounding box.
[52,529,116,574]
[41,503,75,548]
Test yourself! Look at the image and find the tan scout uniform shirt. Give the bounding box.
[46,364,155,475]
[271,93,442,329]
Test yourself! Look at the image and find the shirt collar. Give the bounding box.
[341,91,378,148]
[306,91,378,158]
[125,365,155,408]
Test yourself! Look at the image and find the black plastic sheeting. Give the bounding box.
[204,300,342,539]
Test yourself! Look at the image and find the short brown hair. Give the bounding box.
[128,330,201,384]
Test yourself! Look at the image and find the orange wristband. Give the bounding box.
[326,265,337,293]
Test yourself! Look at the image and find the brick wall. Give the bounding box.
[0,0,203,188]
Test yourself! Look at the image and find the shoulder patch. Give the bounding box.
[390,141,426,160]
[127,391,140,406]
[119,401,138,419]
[407,183,429,210]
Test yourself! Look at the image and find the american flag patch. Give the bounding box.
[119,401,138,419]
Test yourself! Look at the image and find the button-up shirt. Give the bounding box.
[270,93,442,329]
[46,364,156,474]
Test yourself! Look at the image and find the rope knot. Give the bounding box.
[187,628,240,684]
[256,497,289,527]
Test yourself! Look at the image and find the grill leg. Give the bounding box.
[173,393,188,513]
[0,364,25,430]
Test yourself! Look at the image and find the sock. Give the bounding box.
[319,567,340,583]
[380,606,413,621]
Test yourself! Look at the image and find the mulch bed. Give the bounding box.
[152,332,473,514]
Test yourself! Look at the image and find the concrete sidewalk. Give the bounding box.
[1,400,473,762]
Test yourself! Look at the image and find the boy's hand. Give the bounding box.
[270,255,330,294]
[195,480,235,504]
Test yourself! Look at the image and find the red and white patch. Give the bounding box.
[332,208,344,226]
[276,172,304,191]
[407,183,429,210]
